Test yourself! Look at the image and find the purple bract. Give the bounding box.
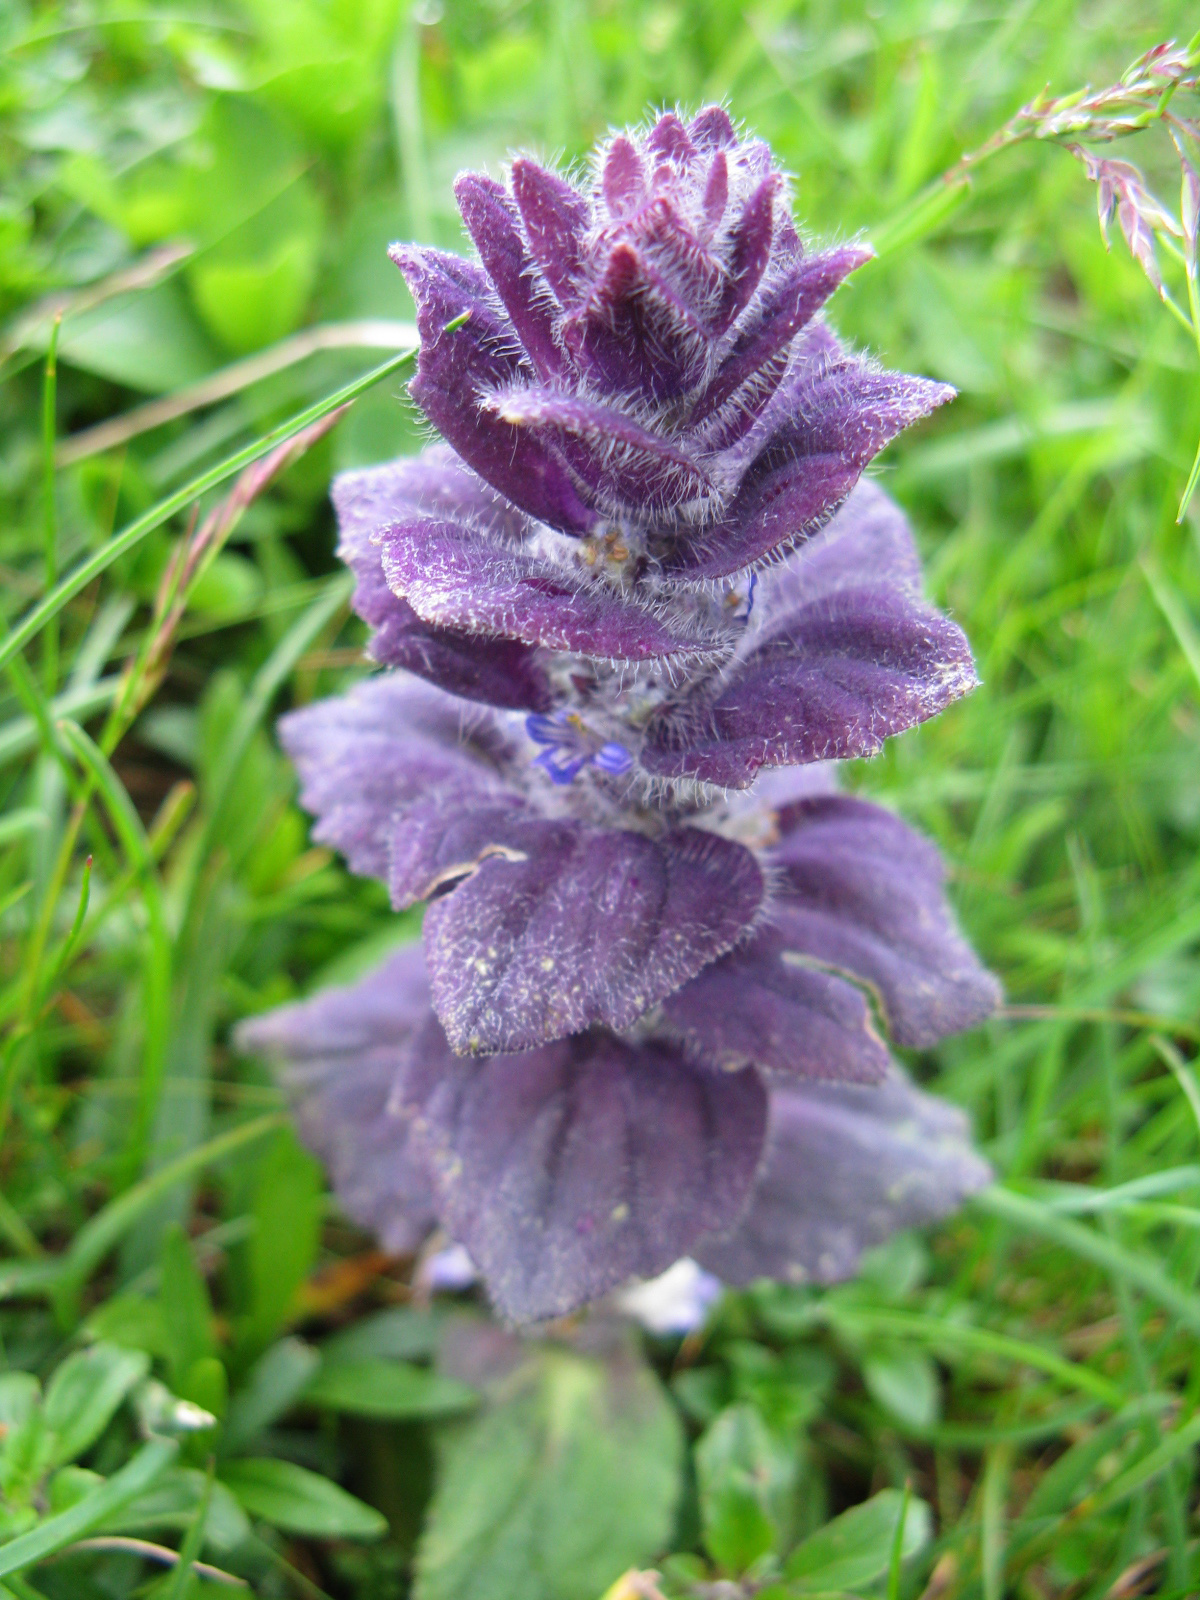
[237,108,998,1322]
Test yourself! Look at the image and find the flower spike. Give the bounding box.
[239,107,997,1322]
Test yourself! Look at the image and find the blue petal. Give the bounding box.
[535,747,590,784]
[594,742,634,774]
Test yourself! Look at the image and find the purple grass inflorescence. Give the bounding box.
[238,107,999,1323]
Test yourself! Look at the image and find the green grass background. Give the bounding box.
[2,1,1200,1596]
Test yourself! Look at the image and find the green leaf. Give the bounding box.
[241,1127,322,1353]
[42,1344,150,1467]
[187,552,265,616]
[695,1404,791,1574]
[102,1466,251,1553]
[784,1489,932,1592]
[221,1338,320,1457]
[0,1438,177,1578]
[415,1340,683,1600]
[218,1458,386,1540]
[82,1293,169,1358]
[51,281,222,393]
[863,1350,942,1430]
[305,1358,476,1420]
[46,1466,103,1514]
[0,1375,40,1431]
[160,1224,216,1388]
[320,1306,441,1364]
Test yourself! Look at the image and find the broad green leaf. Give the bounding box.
[160,1224,216,1388]
[305,1358,476,1420]
[221,1338,319,1456]
[50,282,222,392]
[320,1306,441,1365]
[863,1350,942,1430]
[695,1404,792,1574]
[103,1466,250,1553]
[47,1466,103,1513]
[0,1374,39,1430]
[187,552,264,616]
[83,1293,170,1358]
[0,1405,51,1501]
[242,1127,322,1353]
[43,1345,150,1467]
[784,1489,932,1591]
[415,1340,683,1600]
[219,1458,386,1540]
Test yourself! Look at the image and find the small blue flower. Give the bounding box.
[526,709,632,784]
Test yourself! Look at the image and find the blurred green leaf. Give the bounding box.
[219,1458,386,1540]
[305,1357,477,1420]
[241,1127,322,1354]
[319,1305,441,1365]
[82,1294,170,1358]
[221,1337,319,1457]
[862,1350,942,1430]
[187,552,264,616]
[46,1465,103,1514]
[0,1438,177,1579]
[102,1466,251,1554]
[415,1340,682,1600]
[695,1403,790,1574]
[42,1345,150,1468]
[47,283,222,393]
[783,1489,932,1592]
[160,1224,216,1389]
[0,1376,40,1432]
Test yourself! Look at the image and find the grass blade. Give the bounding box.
[0,346,418,677]
[976,1187,1200,1336]
[60,1113,283,1297]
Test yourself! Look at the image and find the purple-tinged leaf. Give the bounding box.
[646,484,976,784]
[632,196,725,309]
[560,244,712,405]
[362,594,553,712]
[332,443,532,543]
[394,1022,767,1320]
[663,920,891,1083]
[710,175,778,333]
[391,245,596,535]
[235,949,436,1255]
[485,384,713,509]
[455,173,568,380]
[602,136,647,217]
[698,245,874,428]
[334,462,552,710]
[279,676,519,884]
[387,798,533,909]
[378,516,723,660]
[423,822,764,1053]
[701,151,729,236]
[645,111,695,165]
[768,794,1001,1047]
[696,1071,992,1286]
[689,106,738,151]
[511,158,591,305]
[668,363,955,578]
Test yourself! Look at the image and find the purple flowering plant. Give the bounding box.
[239,106,1000,1323]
